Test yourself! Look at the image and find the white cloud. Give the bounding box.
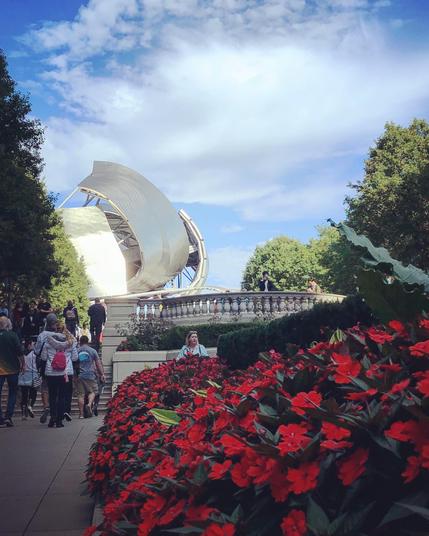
[207,245,253,288]
[21,0,429,225]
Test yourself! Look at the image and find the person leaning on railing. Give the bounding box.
[177,331,209,358]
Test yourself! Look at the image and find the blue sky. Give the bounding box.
[2,0,429,288]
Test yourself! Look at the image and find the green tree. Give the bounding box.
[0,50,59,304]
[242,236,319,291]
[308,226,359,295]
[48,221,90,322]
[346,119,429,270]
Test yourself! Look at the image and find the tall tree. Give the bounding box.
[0,50,59,304]
[48,221,89,321]
[242,236,319,292]
[345,119,429,270]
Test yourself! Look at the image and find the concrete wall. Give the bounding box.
[112,347,217,391]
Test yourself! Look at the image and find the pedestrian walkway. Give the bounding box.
[0,416,102,535]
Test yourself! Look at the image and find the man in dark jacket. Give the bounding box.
[63,300,79,336]
[258,271,277,292]
[22,301,40,339]
[0,316,24,427]
[88,298,106,350]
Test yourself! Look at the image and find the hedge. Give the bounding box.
[217,295,375,369]
[157,322,259,350]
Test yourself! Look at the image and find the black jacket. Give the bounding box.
[258,279,276,291]
[88,303,106,325]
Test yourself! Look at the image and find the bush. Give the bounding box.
[158,322,255,350]
[87,319,429,535]
[116,315,173,351]
[217,295,375,368]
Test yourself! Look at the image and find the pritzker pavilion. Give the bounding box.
[59,161,208,298]
[59,161,342,383]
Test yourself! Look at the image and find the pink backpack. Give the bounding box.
[51,351,67,371]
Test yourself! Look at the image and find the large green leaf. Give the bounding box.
[307,496,330,535]
[357,268,429,322]
[149,408,181,426]
[331,221,429,292]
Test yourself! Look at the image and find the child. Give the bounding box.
[18,339,41,419]
[81,321,91,341]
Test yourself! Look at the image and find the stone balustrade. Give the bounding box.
[138,291,344,324]
[102,291,344,366]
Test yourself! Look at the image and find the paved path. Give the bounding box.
[0,416,102,535]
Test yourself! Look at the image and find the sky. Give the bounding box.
[1,0,429,289]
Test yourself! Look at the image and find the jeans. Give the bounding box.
[0,374,19,420]
[47,375,68,424]
[21,386,37,409]
[64,375,74,413]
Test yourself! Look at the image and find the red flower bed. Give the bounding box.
[87,320,429,535]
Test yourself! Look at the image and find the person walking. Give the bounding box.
[0,316,24,427]
[177,331,209,358]
[76,335,105,418]
[18,339,41,419]
[41,325,77,428]
[34,313,58,424]
[63,300,79,337]
[22,301,40,340]
[54,322,78,422]
[88,298,106,350]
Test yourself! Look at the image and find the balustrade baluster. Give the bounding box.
[223,298,231,313]
[195,300,201,315]
[239,297,247,313]
[231,297,239,313]
[247,297,254,314]
[209,299,216,314]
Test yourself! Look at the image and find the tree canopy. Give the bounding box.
[0,50,89,309]
[345,119,429,270]
[47,220,89,320]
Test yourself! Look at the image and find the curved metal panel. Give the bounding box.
[60,207,127,298]
[79,161,189,292]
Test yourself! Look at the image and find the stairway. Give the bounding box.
[0,367,113,418]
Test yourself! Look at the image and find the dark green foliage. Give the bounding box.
[158,322,256,350]
[345,118,429,271]
[332,221,429,323]
[0,50,59,303]
[217,295,374,368]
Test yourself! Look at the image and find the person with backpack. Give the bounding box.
[34,313,57,423]
[63,300,79,337]
[77,335,105,418]
[18,339,41,419]
[40,320,77,428]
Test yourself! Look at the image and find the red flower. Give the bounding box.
[388,320,408,337]
[346,388,377,401]
[220,435,246,456]
[338,448,369,486]
[402,456,420,483]
[209,460,232,480]
[203,523,235,536]
[270,470,290,502]
[281,509,307,536]
[321,422,351,441]
[287,462,320,494]
[385,420,420,443]
[419,319,429,331]
[409,340,429,357]
[331,353,361,384]
[416,373,429,397]
[389,379,410,395]
[231,459,253,487]
[290,391,322,415]
[278,424,311,455]
[158,499,186,526]
[186,505,216,522]
[367,327,394,344]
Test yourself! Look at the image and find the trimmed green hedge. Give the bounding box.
[217,295,375,369]
[157,322,258,350]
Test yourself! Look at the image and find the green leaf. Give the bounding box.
[192,463,208,486]
[332,221,429,292]
[396,503,429,521]
[338,502,374,535]
[357,268,429,323]
[149,408,181,426]
[307,496,330,535]
[207,380,222,389]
